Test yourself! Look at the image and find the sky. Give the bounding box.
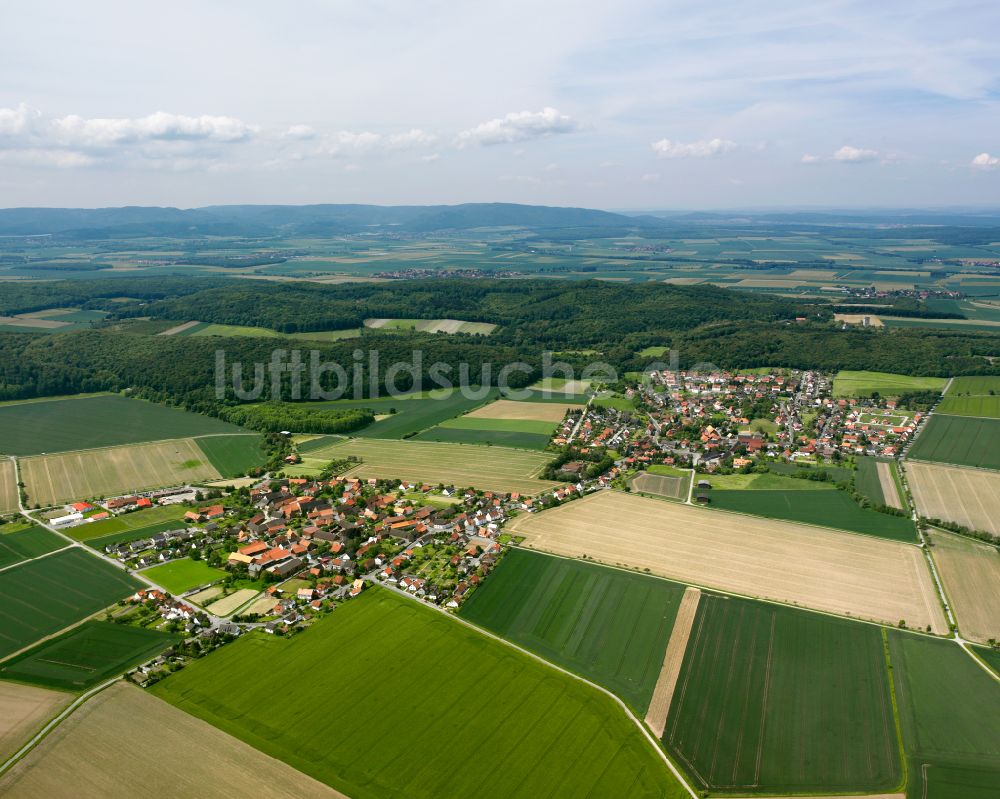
[1,0,998,209]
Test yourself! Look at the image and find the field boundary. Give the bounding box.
[644,587,701,737]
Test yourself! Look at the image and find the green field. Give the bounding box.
[856,455,889,504]
[459,549,684,713]
[933,373,1000,418]
[304,389,499,439]
[936,395,1000,417]
[664,593,901,794]
[0,548,143,659]
[705,488,917,541]
[0,621,180,690]
[0,524,67,569]
[889,632,1000,799]
[66,504,187,542]
[439,416,557,435]
[140,559,226,594]
[414,426,552,450]
[195,434,268,476]
[0,395,245,456]
[944,375,1000,396]
[974,645,1000,677]
[908,415,1000,469]
[152,588,684,799]
[833,371,947,398]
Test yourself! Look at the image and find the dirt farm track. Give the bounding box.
[510,491,946,634]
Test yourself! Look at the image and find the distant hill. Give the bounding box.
[0,203,664,238]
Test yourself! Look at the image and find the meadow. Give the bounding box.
[364,317,496,335]
[195,434,268,477]
[0,460,18,513]
[140,559,227,594]
[0,621,180,690]
[152,588,685,799]
[908,414,1000,469]
[185,321,362,342]
[664,593,900,794]
[300,437,560,494]
[832,371,946,398]
[0,524,67,569]
[907,461,1000,537]
[705,488,917,541]
[0,548,143,659]
[21,438,222,506]
[459,549,685,713]
[0,395,243,456]
[0,683,338,799]
[889,632,1000,799]
[511,491,945,633]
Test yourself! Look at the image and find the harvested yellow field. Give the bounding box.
[0,683,342,799]
[205,588,260,616]
[511,491,946,633]
[644,587,701,738]
[21,439,221,506]
[465,399,583,422]
[907,461,1000,536]
[0,459,18,513]
[928,530,1000,644]
[0,682,71,762]
[309,437,561,495]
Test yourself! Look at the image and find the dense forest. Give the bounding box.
[0,276,999,417]
[127,278,822,348]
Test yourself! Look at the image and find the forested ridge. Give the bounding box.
[1,277,999,415]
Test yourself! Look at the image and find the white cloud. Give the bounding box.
[651,137,735,158]
[420,153,441,162]
[802,145,881,164]
[972,152,999,168]
[0,148,98,168]
[283,124,317,140]
[640,172,661,183]
[51,111,255,146]
[458,108,578,146]
[0,103,41,137]
[387,128,437,148]
[832,145,879,162]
